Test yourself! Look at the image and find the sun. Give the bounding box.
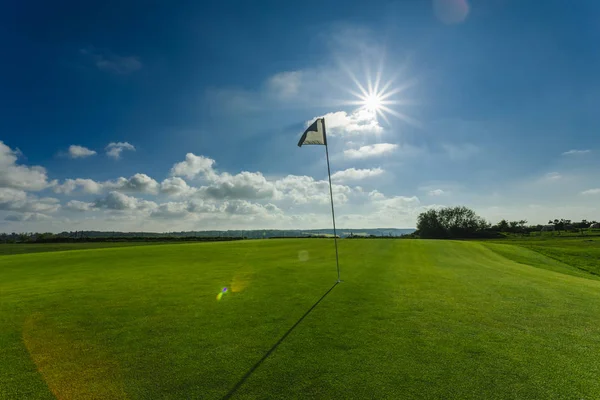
[362,93,382,112]
[342,64,418,126]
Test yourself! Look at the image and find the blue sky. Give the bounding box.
[1,0,600,232]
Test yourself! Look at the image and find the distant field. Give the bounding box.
[0,242,183,256]
[482,236,600,278]
[2,239,600,399]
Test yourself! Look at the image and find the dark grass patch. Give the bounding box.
[0,242,172,256]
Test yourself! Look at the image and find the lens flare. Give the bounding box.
[298,250,309,262]
[231,272,250,293]
[23,313,128,399]
[216,287,229,301]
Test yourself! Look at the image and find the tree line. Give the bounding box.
[416,206,599,239]
[0,232,244,244]
[2,209,599,243]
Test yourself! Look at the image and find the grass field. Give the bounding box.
[483,236,600,278]
[2,239,600,399]
[0,242,169,256]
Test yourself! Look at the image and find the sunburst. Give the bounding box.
[342,64,419,127]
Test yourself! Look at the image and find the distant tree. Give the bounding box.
[513,220,528,235]
[574,220,590,229]
[416,206,489,239]
[416,209,447,238]
[496,219,510,232]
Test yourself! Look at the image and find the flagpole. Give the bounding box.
[323,120,341,283]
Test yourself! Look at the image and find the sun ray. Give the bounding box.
[343,65,370,99]
[379,105,421,127]
[379,79,418,102]
[347,89,366,100]
[342,59,418,127]
[364,62,373,95]
[378,74,399,95]
[376,109,390,125]
[374,57,384,96]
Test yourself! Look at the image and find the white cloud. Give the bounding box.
[106,142,136,159]
[562,149,591,156]
[368,190,386,201]
[150,202,192,219]
[274,175,352,205]
[0,141,53,191]
[167,153,359,205]
[160,177,197,197]
[65,200,96,212]
[149,199,281,221]
[331,168,384,182]
[0,188,60,213]
[224,200,281,216]
[54,178,104,194]
[170,154,276,200]
[55,174,159,195]
[418,182,461,195]
[581,188,600,195]
[337,192,426,228]
[170,153,216,179]
[310,109,383,137]
[68,145,96,158]
[148,200,219,220]
[373,195,421,213]
[428,189,445,196]
[208,66,336,114]
[6,135,600,231]
[543,172,562,181]
[220,201,285,223]
[267,71,303,99]
[93,191,157,211]
[186,199,217,214]
[344,143,398,159]
[56,150,359,211]
[201,171,276,200]
[147,199,284,223]
[80,47,142,74]
[105,174,159,194]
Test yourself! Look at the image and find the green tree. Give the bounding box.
[496,219,509,232]
[416,206,489,239]
[416,209,447,238]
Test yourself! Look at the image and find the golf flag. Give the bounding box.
[297,117,341,283]
[298,118,326,147]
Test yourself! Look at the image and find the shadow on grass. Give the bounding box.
[222,281,340,399]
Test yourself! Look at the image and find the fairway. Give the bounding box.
[2,240,600,399]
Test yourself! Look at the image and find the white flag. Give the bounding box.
[298,118,326,147]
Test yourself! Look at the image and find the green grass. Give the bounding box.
[0,242,170,256]
[2,239,600,399]
[482,236,600,278]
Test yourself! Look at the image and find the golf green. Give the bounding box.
[2,239,600,399]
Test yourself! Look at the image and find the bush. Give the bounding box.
[416,206,490,239]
